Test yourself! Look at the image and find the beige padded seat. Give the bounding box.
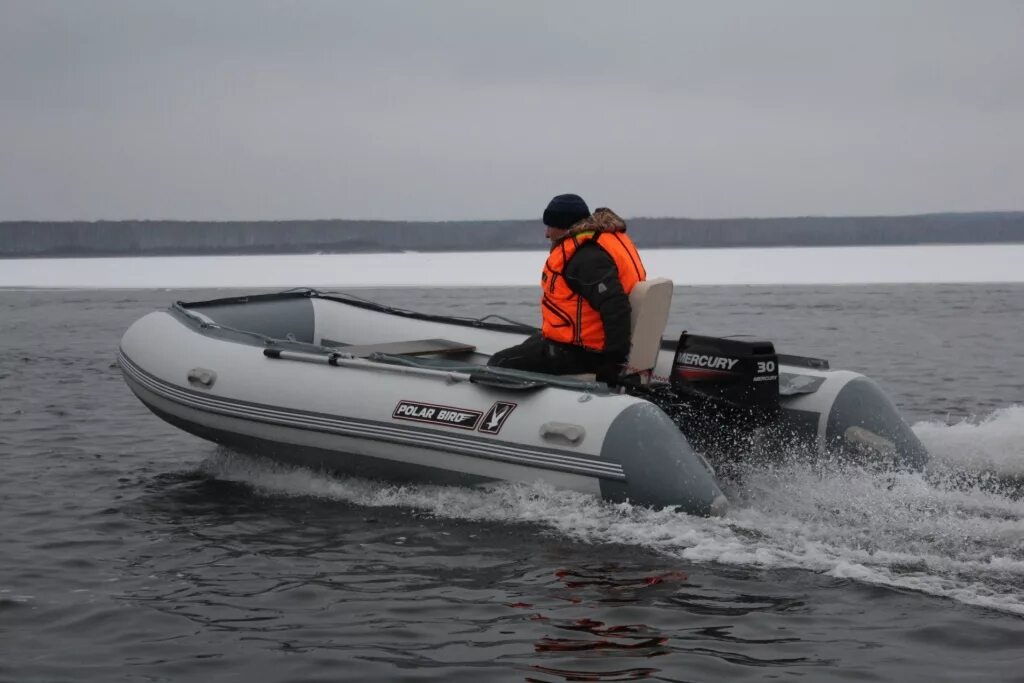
[625,277,674,375]
[571,276,674,383]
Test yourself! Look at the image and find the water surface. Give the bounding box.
[1,284,1022,682]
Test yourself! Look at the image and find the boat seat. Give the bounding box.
[626,277,674,375]
[570,276,674,383]
[322,338,476,358]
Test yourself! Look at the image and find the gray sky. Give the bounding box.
[2,1,1022,221]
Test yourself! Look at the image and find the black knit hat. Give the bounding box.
[543,194,590,229]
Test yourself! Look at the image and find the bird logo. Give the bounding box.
[479,401,517,434]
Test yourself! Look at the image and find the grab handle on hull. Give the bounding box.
[187,368,217,388]
[540,422,586,446]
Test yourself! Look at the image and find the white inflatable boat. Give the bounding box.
[118,282,927,516]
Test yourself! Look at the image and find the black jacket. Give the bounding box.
[562,241,632,361]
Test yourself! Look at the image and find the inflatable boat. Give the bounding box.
[117,283,928,516]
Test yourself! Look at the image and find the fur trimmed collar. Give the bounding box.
[565,207,627,237]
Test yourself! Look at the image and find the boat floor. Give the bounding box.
[317,336,819,398]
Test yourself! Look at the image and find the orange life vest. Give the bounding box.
[540,229,646,352]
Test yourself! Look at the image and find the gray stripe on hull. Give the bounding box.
[118,349,625,482]
[147,401,501,489]
[125,375,604,494]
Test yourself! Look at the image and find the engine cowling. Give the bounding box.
[670,333,780,416]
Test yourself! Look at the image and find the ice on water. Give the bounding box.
[3,243,1024,288]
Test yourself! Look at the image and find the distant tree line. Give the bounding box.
[1,212,1022,258]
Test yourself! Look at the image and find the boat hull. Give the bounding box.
[117,290,927,515]
[118,309,727,515]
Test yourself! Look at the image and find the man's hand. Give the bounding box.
[595,359,624,386]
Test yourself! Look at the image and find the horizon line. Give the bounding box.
[3,209,1023,225]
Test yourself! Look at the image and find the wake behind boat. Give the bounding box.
[117,284,928,516]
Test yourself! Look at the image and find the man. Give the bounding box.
[488,193,647,384]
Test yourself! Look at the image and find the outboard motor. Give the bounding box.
[667,333,781,460]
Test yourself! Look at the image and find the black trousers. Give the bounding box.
[487,333,606,375]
